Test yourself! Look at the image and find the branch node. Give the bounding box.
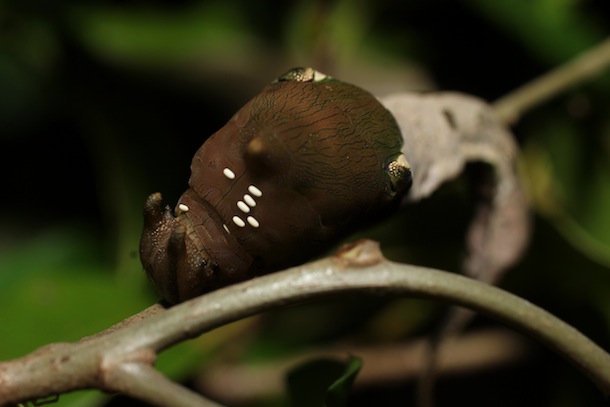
[334,239,385,267]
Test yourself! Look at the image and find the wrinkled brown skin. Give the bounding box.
[140,69,411,304]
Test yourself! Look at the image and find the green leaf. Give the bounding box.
[325,356,363,407]
[286,356,362,407]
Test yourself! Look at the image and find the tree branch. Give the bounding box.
[109,362,222,407]
[493,37,610,124]
[1,241,609,406]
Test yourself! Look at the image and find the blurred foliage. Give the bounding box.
[1,0,610,406]
[286,356,362,407]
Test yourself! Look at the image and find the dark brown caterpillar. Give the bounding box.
[140,67,412,304]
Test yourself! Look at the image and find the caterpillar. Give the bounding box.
[140,67,412,304]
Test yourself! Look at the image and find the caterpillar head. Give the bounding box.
[139,193,215,304]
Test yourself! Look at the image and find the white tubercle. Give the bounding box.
[248,185,263,197]
[247,216,260,228]
[313,70,327,82]
[237,201,250,213]
[223,224,230,234]
[232,216,246,227]
[177,203,189,213]
[223,168,236,180]
[243,194,256,207]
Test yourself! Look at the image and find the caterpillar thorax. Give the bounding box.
[140,67,412,304]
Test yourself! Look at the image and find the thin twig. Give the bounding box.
[1,241,609,406]
[493,37,610,124]
[110,363,223,407]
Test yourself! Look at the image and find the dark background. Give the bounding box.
[2,1,610,406]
